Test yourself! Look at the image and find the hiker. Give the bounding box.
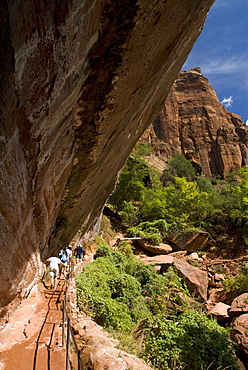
[45,256,66,289]
[59,248,68,278]
[75,244,84,262]
[66,245,73,267]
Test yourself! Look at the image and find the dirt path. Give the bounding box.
[0,274,76,370]
[0,255,91,370]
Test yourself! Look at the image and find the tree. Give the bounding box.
[162,153,196,185]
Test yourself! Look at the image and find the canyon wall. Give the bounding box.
[0,0,214,319]
[141,68,248,177]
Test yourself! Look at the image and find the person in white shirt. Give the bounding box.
[45,256,66,289]
[66,246,73,267]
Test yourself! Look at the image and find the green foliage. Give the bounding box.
[240,262,248,275]
[127,219,169,244]
[162,153,196,184]
[108,143,248,247]
[108,154,149,212]
[76,240,154,332]
[229,167,248,243]
[223,263,248,295]
[132,142,153,157]
[76,239,238,368]
[222,262,248,295]
[76,240,190,333]
[141,310,239,370]
[140,188,168,221]
[119,201,140,226]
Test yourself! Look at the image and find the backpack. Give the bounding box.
[61,253,67,263]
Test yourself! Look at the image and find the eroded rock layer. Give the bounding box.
[0,0,214,319]
[141,68,248,177]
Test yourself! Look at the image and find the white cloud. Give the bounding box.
[201,56,247,76]
[245,120,248,126]
[221,95,234,108]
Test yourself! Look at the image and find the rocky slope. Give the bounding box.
[141,68,248,177]
[0,1,215,321]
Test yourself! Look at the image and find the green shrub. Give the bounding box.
[76,247,152,332]
[76,242,238,368]
[223,273,248,295]
[162,153,196,184]
[127,219,169,245]
[141,310,239,370]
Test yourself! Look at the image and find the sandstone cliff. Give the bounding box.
[0,1,214,319]
[141,68,248,177]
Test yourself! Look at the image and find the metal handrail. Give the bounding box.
[62,264,84,370]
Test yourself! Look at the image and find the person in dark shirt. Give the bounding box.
[75,244,84,262]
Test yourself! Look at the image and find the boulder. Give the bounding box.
[189,252,199,260]
[75,314,154,370]
[173,259,208,301]
[168,231,209,252]
[208,302,230,319]
[229,293,248,317]
[142,243,173,255]
[231,313,248,357]
[141,255,174,266]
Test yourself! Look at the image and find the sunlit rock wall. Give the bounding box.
[0,0,214,319]
[141,68,248,177]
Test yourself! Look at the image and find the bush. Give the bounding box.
[223,274,248,295]
[76,244,153,332]
[162,153,196,184]
[76,242,237,368]
[127,219,169,245]
[141,310,239,370]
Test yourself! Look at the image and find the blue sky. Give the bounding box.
[182,0,248,124]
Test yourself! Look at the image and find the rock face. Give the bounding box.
[141,242,173,255]
[0,1,214,319]
[141,68,248,177]
[229,293,248,317]
[231,313,248,358]
[168,230,209,252]
[173,259,208,301]
[208,302,230,319]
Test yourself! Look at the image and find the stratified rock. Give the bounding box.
[231,313,248,358]
[0,0,215,320]
[173,259,208,301]
[142,243,173,255]
[167,230,209,252]
[140,68,248,177]
[74,313,154,370]
[229,293,248,317]
[141,255,174,266]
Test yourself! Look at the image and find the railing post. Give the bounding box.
[62,300,65,347]
[64,260,84,369]
[78,348,81,370]
[66,317,70,370]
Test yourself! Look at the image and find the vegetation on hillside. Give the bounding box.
[76,239,239,370]
[108,145,248,249]
[76,145,248,369]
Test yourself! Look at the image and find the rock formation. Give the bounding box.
[0,1,215,320]
[141,68,248,177]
